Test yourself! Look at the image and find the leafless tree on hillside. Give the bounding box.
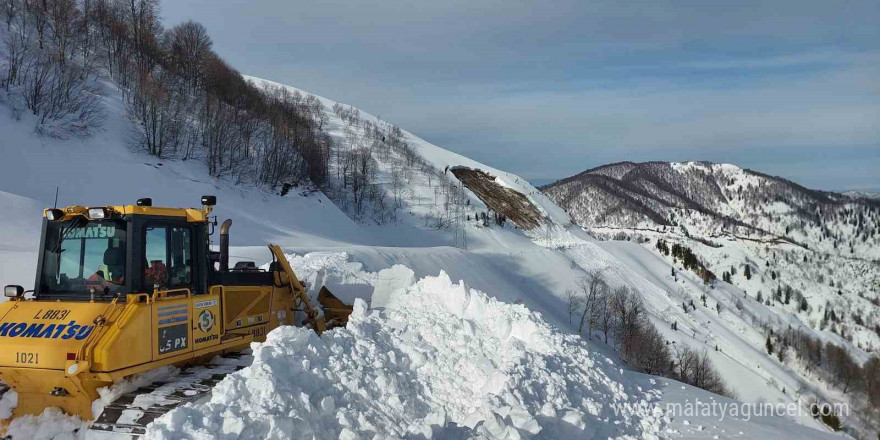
[126,69,185,157]
[3,5,33,89]
[45,0,79,66]
[612,285,645,356]
[165,19,212,87]
[574,269,608,336]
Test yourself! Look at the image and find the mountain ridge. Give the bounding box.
[542,160,880,258]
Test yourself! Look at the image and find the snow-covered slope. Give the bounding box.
[0,75,853,440]
[543,161,880,437]
[543,161,879,350]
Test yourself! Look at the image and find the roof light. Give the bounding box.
[46,209,64,221]
[137,198,152,207]
[4,285,24,298]
[88,207,108,219]
[201,195,216,206]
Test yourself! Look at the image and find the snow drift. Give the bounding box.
[144,271,664,440]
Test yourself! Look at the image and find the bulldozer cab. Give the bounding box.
[34,208,207,303]
[37,217,129,300]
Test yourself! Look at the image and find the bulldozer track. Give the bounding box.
[87,352,252,439]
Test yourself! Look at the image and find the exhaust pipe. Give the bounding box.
[220,219,232,271]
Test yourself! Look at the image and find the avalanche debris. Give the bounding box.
[144,271,664,440]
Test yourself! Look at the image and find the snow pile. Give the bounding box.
[3,408,86,440]
[282,252,378,305]
[3,384,86,439]
[0,389,17,419]
[144,271,664,440]
[370,265,416,309]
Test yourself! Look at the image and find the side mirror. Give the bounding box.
[201,195,216,206]
[4,285,24,298]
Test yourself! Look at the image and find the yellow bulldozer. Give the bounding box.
[0,196,352,437]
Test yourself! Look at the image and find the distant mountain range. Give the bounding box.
[541,161,880,260]
[844,190,880,200]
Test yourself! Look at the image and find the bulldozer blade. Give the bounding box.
[317,286,354,328]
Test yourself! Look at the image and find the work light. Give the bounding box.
[4,285,23,298]
[88,207,108,219]
[46,209,64,221]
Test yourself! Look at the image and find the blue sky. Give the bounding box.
[162,0,879,192]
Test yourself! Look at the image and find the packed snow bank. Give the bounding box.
[370,265,416,309]
[144,271,665,440]
[3,408,86,440]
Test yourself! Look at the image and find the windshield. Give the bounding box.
[39,219,127,298]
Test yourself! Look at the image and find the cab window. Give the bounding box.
[39,220,126,299]
[144,226,192,290]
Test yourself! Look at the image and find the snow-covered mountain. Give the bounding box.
[541,161,880,260]
[0,71,862,439]
[845,191,880,201]
[543,161,880,437]
[541,161,880,347]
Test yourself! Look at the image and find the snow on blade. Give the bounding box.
[144,271,664,440]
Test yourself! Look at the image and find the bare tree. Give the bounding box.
[349,147,374,216]
[165,19,211,87]
[3,4,33,89]
[575,269,608,336]
[598,287,613,343]
[125,69,185,157]
[4,0,21,29]
[826,342,862,394]
[629,323,670,376]
[31,0,50,50]
[672,345,734,398]
[124,0,161,74]
[565,288,581,325]
[45,0,79,65]
[863,356,880,407]
[390,162,405,210]
[612,285,645,355]
[77,0,94,74]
